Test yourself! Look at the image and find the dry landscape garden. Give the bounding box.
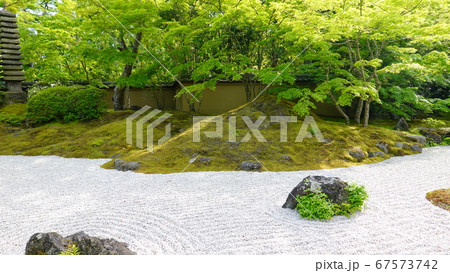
[0,0,449,256]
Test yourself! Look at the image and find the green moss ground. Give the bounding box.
[102,96,421,173]
[0,106,194,159]
[0,97,438,174]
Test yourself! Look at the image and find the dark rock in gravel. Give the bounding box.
[197,157,213,165]
[348,148,366,162]
[409,144,423,153]
[376,141,390,154]
[394,117,409,131]
[406,135,426,145]
[395,142,410,149]
[282,176,349,209]
[239,161,262,171]
[368,151,385,158]
[25,231,136,255]
[114,159,141,172]
[280,155,293,162]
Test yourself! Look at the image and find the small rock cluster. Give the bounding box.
[25,231,136,255]
[419,127,449,144]
[114,159,141,172]
[348,140,423,162]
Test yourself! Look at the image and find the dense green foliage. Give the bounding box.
[296,191,336,220]
[0,112,26,126]
[296,183,368,220]
[2,0,448,122]
[59,244,81,255]
[0,103,27,126]
[27,86,107,124]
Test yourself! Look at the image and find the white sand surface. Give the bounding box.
[0,146,449,254]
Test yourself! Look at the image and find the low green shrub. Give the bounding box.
[27,85,107,124]
[0,103,27,126]
[0,112,26,126]
[296,191,336,220]
[423,117,446,128]
[441,137,450,146]
[60,244,81,255]
[295,183,368,220]
[425,140,438,147]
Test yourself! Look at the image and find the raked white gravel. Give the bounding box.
[0,146,449,255]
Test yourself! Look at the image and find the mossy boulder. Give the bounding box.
[348,148,366,162]
[282,176,349,209]
[426,189,450,211]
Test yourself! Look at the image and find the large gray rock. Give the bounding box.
[376,141,390,154]
[239,161,262,171]
[282,176,349,209]
[394,117,409,131]
[25,231,136,255]
[25,233,66,255]
[348,148,366,162]
[407,135,426,145]
[114,159,141,172]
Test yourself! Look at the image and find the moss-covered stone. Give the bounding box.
[426,189,450,211]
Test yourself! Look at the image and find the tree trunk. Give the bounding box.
[113,64,133,110]
[329,91,350,124]
[363,99,372,127]
[113,32,143,111]
[354,98,364,124]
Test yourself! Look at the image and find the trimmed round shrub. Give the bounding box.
[27,86,107,124]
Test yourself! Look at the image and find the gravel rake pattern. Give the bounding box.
[0,146,449,255]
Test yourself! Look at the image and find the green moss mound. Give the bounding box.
[426,189,450,211]
[0,95,434,173]
[115,95,418,173]
[0,103,27,126]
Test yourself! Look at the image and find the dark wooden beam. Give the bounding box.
[0,54,23,60]
[0,33,20,39]
[0,22,18,28]
[0,10,16,18]
[0,28,19,34]
[1,65,24,70]
[0,16,17,23]
[3,76,25,81]
[0,49,22,55]
[3,71,25,76]
[0,59,23,65]
[1,38,20,44]
[1,44,21,50]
